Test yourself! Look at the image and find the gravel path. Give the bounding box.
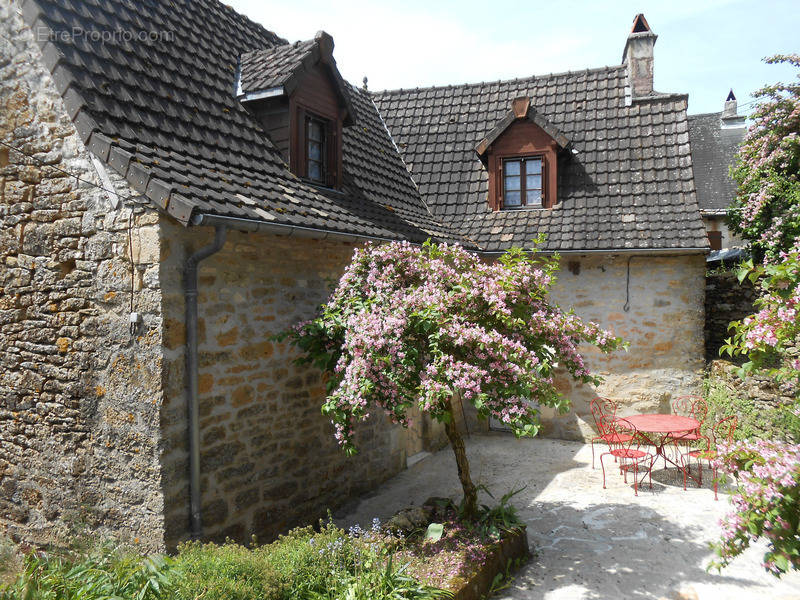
[338,433,800,600]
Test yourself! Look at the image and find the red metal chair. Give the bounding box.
[680,415,737,500]
[600,417,654,496]
[589,397,632,469]
[668,396,707,463]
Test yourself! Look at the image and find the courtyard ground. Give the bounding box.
[339,433,800,600]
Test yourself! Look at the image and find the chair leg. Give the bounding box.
[600,453,607,489]
[633,461,638,496]
[712,465,718,501]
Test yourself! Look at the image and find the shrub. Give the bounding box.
[0,542,174,600]
[280,240,624,517]
[703,375,800,442]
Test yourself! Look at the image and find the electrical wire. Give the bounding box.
[0,138,138,206]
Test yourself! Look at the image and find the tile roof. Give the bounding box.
[373,67,710,252]
[239,39,318,94]
[20,0,458,244]
[688,112,746,213]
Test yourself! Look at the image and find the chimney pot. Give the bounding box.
[622,14,657,98]
[723,89,738,119]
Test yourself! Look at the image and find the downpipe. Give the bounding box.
[184,225,227,539]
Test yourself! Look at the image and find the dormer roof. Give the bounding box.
[475,96,570,159]
[238,31,355,125]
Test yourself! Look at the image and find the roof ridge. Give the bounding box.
[373,64,627,97]
[241,37,316,59]
[688,110,723,119]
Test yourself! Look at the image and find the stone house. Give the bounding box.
[0,1,708,551]
[688,91,748,255]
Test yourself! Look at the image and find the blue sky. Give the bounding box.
[227,0,799,116]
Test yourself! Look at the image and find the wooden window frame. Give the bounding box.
[305,114,327,184]
[291,103,342,189]
[500,154,547,210]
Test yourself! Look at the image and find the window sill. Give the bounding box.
[500,206,550,211]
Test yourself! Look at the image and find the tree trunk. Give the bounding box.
[445,397,478,520]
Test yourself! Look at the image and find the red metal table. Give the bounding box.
[615,414,700,472]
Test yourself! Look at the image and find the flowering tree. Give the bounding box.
[727,54,800,262]
[714,254,800,576]
[283,240,624,518]
[713,59,800,574]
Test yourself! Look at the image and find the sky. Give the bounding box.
[226,0,799,116]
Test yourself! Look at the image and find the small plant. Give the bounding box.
[0,542,174,600]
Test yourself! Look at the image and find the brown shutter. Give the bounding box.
[325,120,336,187]
[496,160,503,210]
[708,230,722,251]
[297,107,307,178]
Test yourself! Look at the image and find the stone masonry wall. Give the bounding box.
[705,271,757,362]
[0,3,167,550]
[540,253,706,440]
[157,222,425,548]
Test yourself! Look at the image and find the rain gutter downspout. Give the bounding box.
[184,224,227,539]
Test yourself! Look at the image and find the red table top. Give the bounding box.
[616,414,699,434]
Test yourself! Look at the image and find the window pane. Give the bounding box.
[505,191,521,206]
[526,174,542,190]
[309,141,322,161]
[504,160,520,176]
[525,158,542,174]
[308,161,322,181]
[504,175,520,191]
[309,120,323,141]
[526,189,542,205]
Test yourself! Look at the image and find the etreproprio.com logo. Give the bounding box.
[36,26,175,44]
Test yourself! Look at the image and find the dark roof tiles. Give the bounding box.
[374,68,708,252]
[23,0,457,244]
[688,112,746,213]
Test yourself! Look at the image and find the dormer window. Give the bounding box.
[236,31,355,190]
[475,97,569,211]
[503,156,543,209]
[306,115,327,183]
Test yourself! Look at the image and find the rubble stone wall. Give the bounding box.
[0,3,167,550]
[704,271,757,362]
[541,253,707,440]
[157,223,438,548]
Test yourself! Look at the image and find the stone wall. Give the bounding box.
[157,223,438,548]
[539,253,706,440]
[705,271,757,362]
[0,2,167,549]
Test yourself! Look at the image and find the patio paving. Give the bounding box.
[338,433,800,600]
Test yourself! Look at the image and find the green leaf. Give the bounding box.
[425,522,444,542]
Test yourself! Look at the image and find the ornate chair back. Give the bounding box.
[711,415,738,449]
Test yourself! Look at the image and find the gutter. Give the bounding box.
[478,247,710,256]
[191,213,404,244]
[184,225,228,539]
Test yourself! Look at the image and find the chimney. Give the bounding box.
[622,14,657,99]
[721,89,746,128]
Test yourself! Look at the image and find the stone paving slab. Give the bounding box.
[339,433,800,600]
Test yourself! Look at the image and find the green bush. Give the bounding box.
[703,376,800,443]
[0,522,449,600]
[0,542,173,600]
